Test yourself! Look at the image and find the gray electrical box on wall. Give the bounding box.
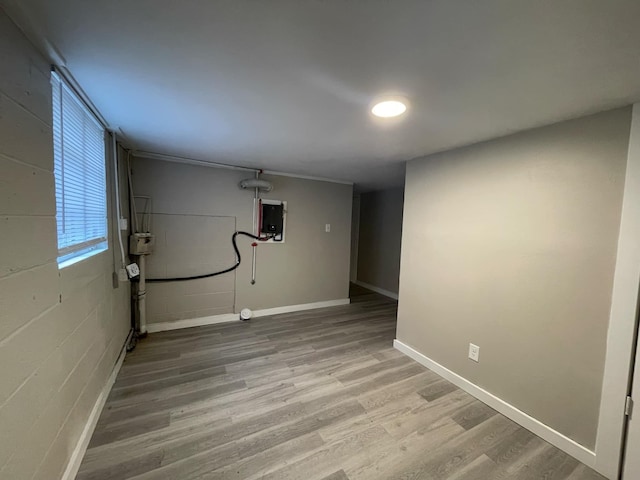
[129,233,155,255]
[260,199,286,242]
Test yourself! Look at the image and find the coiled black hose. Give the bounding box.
[146,231,269,283]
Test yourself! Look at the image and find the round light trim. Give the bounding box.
[371,100,407,118]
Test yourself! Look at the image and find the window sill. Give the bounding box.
[58,244,108,270]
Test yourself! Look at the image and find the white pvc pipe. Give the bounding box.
[133,150,259,173]
[138,255,147,334]
[111,133,126,268]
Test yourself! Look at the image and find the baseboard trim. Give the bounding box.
[393,339,596,468]
[146,313,239,333]
[354,280,399,300]
[61,330,132,480]
[252,298,351,317]
[146,298,351,333]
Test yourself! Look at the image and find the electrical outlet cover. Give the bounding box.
[126,263,140,278]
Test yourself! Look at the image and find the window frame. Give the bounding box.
[51,70,109,268]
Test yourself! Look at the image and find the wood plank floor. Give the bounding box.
[77,287,606,480]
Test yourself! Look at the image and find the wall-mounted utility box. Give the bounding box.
[129,232,155,255]
[261,203,284,235]
[259,199,286,243]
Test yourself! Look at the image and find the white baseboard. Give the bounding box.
[61,330,132,480]
[146,313,239,333]
[354,280,398,300]
[252,298,350,317]
[393,339,596,468]
[146,298,351,333]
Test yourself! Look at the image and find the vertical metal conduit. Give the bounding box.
[251,171,259,284]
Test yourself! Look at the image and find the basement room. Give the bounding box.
[2,1,640,479]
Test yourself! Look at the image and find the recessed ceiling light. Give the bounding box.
[371,98,408,118]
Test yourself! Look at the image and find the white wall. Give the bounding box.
[131,157,353,325]
[597,104,640,478]
[0,10,131,479]
[397,107,631,451]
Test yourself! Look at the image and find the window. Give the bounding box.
[52,71,108,266]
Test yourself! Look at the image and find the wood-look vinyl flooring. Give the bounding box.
[77,286,606,480]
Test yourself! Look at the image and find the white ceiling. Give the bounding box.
[9,0,640,190]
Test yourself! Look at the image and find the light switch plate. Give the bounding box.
[325,224,331,233]
[468,343,480,362]
[119,217,128,231]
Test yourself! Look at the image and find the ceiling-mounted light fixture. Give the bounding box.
[371,97,408,118]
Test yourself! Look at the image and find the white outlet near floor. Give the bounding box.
[468,343,480,362]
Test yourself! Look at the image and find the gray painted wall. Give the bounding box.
[357,188,404,294]
[0,10,130,478]
[397,107,631,450]
[349,194,360,282]
[131,158,353,324]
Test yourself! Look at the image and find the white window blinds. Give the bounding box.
[52,71,108,264]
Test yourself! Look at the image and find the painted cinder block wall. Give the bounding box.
[0,10,131,479]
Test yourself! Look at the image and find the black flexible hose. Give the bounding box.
[146,231,268,283]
